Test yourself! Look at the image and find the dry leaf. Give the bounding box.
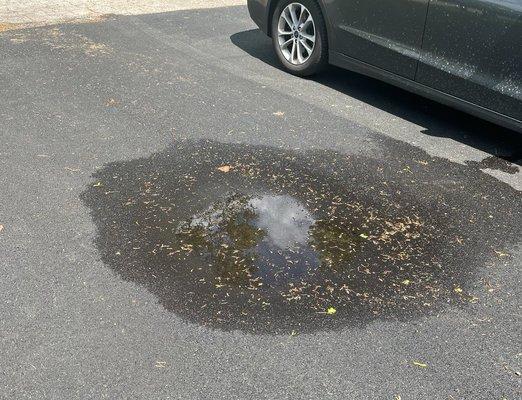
[217,165,232,173]
[0,224,4,233]
[494,250,509,257]
[413,361,428,368]
[273,111,285,117]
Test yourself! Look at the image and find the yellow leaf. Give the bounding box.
[401,279,410,285]
[326,307,337,315]
[454,287,463,293]
[413,361,428,368]
[217,165,232,173]
[93,182,103,187]
[359,233,369,239]
[273,111,285,117]
[494,250,509,257]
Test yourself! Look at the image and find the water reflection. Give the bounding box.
[249,195,314,248]
[177,194,328,287]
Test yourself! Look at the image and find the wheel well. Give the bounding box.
[267,0,277,37]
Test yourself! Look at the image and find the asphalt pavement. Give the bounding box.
[0,5,521,399]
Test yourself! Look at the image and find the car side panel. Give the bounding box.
[330,51,522,132]
[416,0,522,121]
[326,0,430,79]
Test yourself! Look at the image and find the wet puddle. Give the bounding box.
[81,140,521,333]
[466,155,520,174]
[176,194,322,287]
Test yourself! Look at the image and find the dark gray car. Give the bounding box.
[247,0,522,132]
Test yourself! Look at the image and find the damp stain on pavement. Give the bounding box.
[466,155,520,174]
[81,140,521,334]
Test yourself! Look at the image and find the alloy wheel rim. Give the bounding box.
[277,3,316,65]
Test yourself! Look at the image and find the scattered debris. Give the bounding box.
[80,140,520,333]
[0,23,18,33]
[6,27,113,56]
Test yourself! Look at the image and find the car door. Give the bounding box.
[416,0,522,121]
[327,0,430,80]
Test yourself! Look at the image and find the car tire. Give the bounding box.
[271,0,328,76]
